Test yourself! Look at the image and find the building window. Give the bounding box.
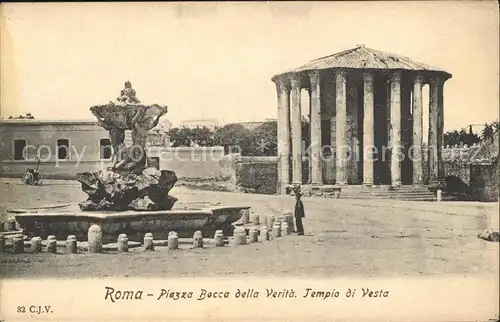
[100,138,112,159]
[57,139,70,160]
[14,139,27,160]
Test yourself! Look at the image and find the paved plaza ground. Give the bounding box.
[0,179,498,279]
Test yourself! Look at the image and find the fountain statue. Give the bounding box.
[117,80,141,104]
[76,81,178,211]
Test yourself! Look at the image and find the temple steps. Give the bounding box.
[301,185,457,201]
[332,195,454,201]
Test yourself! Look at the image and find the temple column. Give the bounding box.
[290,75,303,185]
[412,73,424,185]
[348,81,359,183]
[362,71,374,186]
[335,70,348,185]
[309,71,323,185]
[308,88,312,184]
[437,78,445,181]
[330,91,337,183]
[428,76,439,184]
[276,78,291,194]
[389,71,402,186]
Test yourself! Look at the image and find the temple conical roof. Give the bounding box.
[272,45,452,80]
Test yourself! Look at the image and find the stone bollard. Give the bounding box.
[275,216,282,228]
[47,238,57,254]
[193,231,203,248]
[66,235,77,254]
[88,225,103,253]
[168,231,179,250]
[12,235,24,253]
[0,234,6,253]
[250,212,260,225]
[260,214,268,227]
[275,215,283,227]
[249,227,259,243]
[30,237,42,253]
[214,230,225,247]
[232,226,247,246]
[47,235,56,241]
[266,215,275,230]
[272,222,281,239]
[281,222,289,236]
[117,234,128,252]
[240,209,250,224]
[260,225,269,241]
[144,232,155,251]
[437,189,442,202]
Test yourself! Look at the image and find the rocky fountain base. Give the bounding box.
[77,167,179,211]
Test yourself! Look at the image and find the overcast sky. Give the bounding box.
[1,2,498,131]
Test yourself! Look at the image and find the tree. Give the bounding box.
[481,121,499,142]
[167,118,313,156]
[213,123,253,154]
[459,130,481,146]
[443,130,461,146]
[244,119,310,156]
[251,121,277,156]
[167,127,192,147]
[444,129,480,146]
[167,126,216,147]
[245,119,310,156]
[189,126,215,146]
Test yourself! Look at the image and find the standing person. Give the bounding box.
[294,186,305,236]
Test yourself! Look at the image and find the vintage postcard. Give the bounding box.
[0,1,499,321]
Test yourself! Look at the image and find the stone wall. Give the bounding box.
[154,146,225,179]
[236,156,278,194]
[443,162,471,185]
[173,153,238,192]
[134,146,238,192]
[470,161,499,202]
[234,157,337,194]
[437,138,499,201]
[235,157,341,193]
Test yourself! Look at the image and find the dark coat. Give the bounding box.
[294,199,305,218]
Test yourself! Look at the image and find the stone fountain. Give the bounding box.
[12,82,248,242]
[77,81,177,211]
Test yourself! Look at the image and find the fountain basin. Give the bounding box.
[14,206,249,243]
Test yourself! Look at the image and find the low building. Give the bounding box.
[0,119,171,179]
[237,121,266,131]
[0,119,112,178]
[178,118,220,130]
[234,118,278,131]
